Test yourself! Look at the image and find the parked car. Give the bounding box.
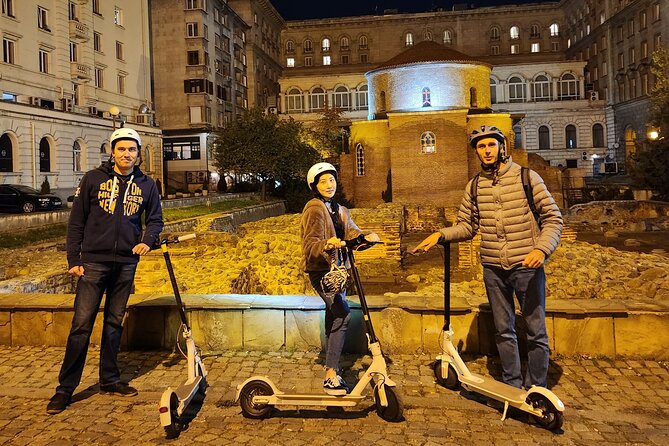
[0,184,63,213]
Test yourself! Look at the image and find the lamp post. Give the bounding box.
[109,105,122,130]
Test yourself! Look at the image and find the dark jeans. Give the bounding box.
[483,266,549,388]
[56,262,137,395]
[309,271,351,371]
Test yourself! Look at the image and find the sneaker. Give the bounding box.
[99,382,138,397]
[46,392,71,414]
[323,375,348,396]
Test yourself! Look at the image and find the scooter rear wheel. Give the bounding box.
[434,360,460,390]
[164,392,182,439]
[527,393,564,431]
[374,385,404,422]
[239,380,274,419]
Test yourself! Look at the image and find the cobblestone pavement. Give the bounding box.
[0,346,667,445]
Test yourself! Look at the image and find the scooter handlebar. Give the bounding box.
[344,235,384,251]
[177,233,197,243]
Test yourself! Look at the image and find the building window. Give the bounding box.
[511,44,519,54]
[640,11,647,29]
[2,0,15,18]
[360,53,368,63]
[39,137,51,172]
[641,73,649,95]
[510,26,520,40]
[286,88,302,112]
[549,23,559,37]
[653,2,660,21]
[2,37,15,64]
[559,73,578,99]
[356,85,368,110]
[187,50,199,65]
[356,144,365,176]
[163,137,201,160]
[114,6,123,26]
[334,86,350,110]
[490,26,500,41]
[530,24,540,38]
[420,131,436,154]
[95,67,104,88]
[286,40,294,52]
[186,22,199,37]
[38,6,50,31]
[189,106,202,123]
[39,49,50,74]
[641,40,648,59]
[592,124,605,147]
[470,87,477,108]
[508,76,525,102]
[68,1,77,20]
[304,56,312,67]
[93,0,100,15]
[304,39,313,53]
[359,35,368,49]
[341,54,349,64]
[405,32,413,47]
[322,55,331,65]
[286,57,294,67]
[628,18,634,36]
[69,41,78,62]
[565,125,577,148]
[552,41,560,52]
[0,133,14,172]
[534,75,551,101]
[72,140,82,172]
[443,30,452,44]
[422,87,431,107]
[116,41,124,60]
[379,91,386,112]
[491,45,499,55]
[310,87,326,111]
[538,125,551,149]
[94,32,102,52]
[117,74,125,94]
[531,43,540,53]
[490,78,497,104]
[340,36,349,50]
[321,38,330,52]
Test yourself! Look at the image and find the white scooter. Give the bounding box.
[433,242,564,430]
[157,234,208,439]
[236,239,403,422]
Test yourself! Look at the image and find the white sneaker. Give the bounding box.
[323,375,348,396]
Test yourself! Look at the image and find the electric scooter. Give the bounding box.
[433,241,564,430]
[157,234,208,439]
[236,238,403,422]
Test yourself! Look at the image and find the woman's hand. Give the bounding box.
[364,232,381,243]
[324,237,344,250]
[412,232,442,253]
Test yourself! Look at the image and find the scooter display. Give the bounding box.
[157,234,208,439]
[236,238,403,422]
[433,241,564,430]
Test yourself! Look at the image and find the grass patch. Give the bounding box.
[162,198,267,222]
[0,224,68,249]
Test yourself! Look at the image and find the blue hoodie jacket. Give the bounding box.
[66,161,164,268]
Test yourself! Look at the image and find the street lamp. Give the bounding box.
[648,129,659,141]
[109,105,124,129]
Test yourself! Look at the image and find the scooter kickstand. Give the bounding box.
[501,401,509,421]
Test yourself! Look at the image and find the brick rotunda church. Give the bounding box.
[339,41,515,208]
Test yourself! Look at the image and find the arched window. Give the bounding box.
[559,73,578,99]
[73,140,82,172]
[443,30,452,44]
[510,25,520,40]
[286,40,295,52]
[303,39,313,53]
[421,131,436,154]
[470,87,478,108]
[424,29,432,41]
[550,23,559,37]
[100,142,109,165]
[0,133,14,172]
[490,26,500,41]
[359,35,368,49]
[565,124,577,149]
[356,143,365,176]
[514,123,522,148]
[340,36,349,50]
[356,84,368,110]
[530,24,540,38]
[39,137,51,172]
[334,86,350,110]
[405,32,413,47]
[287,87,303,112]
[538,125,551,149]
[310,87,326,111]
[625,126,636,158]
[422,87,431,107]
[321,38,330,52]
[592,123,605,147]
[490,78,497,104]
[508,76,525,102]
[534,75,551,101]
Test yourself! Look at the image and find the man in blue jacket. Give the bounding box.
[47,127,163,414]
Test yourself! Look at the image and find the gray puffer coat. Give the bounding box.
[439,159,563,269]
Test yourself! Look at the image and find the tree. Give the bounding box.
[211,108,320,200]
[302,106,351,160]
[628,46,669,201]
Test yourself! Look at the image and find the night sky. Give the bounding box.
[270,0,560,21]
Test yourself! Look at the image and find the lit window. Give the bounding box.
[356,144,365,176]
[321,38,330,52]
[114,6,123,26]
[286,57,294,67]
[422,87,431,107]
[510,26,520,40]
[511,43,519,54]
[531,43,540,53]
[443,30,452,44]
[550,23,559,37]
[421,132,436,154]
[405,32,413,47]
[322,55,331,65]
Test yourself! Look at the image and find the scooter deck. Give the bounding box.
[460,374,526,404]
[262,393,366,408]
[175,377,202,401]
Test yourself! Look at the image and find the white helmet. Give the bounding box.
[306,162,337,190]
[469,125,506,148]
[110,127,142,150]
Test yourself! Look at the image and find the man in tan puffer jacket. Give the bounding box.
[413,125,563,389]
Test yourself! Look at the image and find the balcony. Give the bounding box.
[69,20,90,42]
[70,62,92,80]
[185,65,211,77]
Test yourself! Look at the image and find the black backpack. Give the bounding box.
[469,166,541,229]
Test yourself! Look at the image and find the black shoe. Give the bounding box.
[46,392,71,414]
[99,382,138,397]
[323,375,348,396]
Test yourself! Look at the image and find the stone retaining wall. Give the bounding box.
[567,200,669,231]
[0,293,666,359]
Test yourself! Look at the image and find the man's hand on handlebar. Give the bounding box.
[412,232,442,254]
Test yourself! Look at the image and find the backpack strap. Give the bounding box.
[521,166,542,229]
[469,173,480,230]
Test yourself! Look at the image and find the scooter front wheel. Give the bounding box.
[434,360,460,390]
[527,393,564,431]
[239,380,274,419]
[164,392,182,439]
[374,385,404,422]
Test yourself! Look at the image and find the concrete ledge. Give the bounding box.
[0,293,667,359]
